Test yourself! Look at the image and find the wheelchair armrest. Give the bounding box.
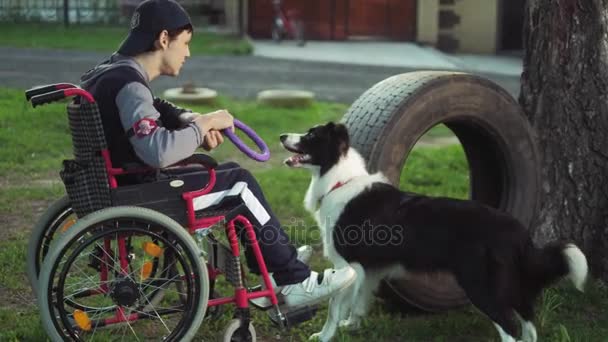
[174,153,218,170]
[110,154,217,179]
[179,153,218,201]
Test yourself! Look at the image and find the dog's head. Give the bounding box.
[280,122,350,174]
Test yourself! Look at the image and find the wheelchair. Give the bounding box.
[25,84,317,341]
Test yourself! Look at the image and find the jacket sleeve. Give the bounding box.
[153,97,192,130]
[115,82,205,168]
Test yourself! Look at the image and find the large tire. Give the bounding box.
[342,71,540,312]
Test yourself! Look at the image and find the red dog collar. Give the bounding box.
[319,179,353,203]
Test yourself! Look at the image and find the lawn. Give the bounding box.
[0,87,606,341]
[0,23,252,55]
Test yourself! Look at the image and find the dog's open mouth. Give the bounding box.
[282,144,311,167]
[285,153,311,167]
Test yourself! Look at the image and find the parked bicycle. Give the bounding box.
[272,0,306,46]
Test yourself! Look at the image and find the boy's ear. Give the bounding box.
[156,30,170,50]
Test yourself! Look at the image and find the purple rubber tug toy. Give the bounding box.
[223,119,270,162]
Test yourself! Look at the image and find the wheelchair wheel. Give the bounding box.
[37,206,209,342]
[26,195,76,296]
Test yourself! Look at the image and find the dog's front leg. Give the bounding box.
[339,263,371,330]
[309,282,355,342]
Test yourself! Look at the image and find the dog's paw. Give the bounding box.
[339,318,361,331]
[309,332,329,342]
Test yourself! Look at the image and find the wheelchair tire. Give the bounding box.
[342,71,540,312]
[26,195,75,297]
[37,206,209,342]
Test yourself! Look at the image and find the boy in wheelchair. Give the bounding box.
[79,0,355,311]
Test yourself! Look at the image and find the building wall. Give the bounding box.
[416,0,439,45]
[247,0,416,41]
[453,0,499,53]
[416,0,501,54]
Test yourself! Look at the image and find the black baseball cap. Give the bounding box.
[118,0,192,56]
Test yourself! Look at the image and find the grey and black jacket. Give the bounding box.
[80,53,203,169]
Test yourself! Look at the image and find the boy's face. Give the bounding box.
[160,30,192,77]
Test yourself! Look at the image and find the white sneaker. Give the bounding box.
[296,245,313,264]
[249,245,313,308]
[280,267,357,309]
[250,266,356,310]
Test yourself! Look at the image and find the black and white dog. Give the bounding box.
[279,122,588,342]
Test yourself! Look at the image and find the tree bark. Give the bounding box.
[520,0,608,281]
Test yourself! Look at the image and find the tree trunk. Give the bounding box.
[520,0,608,281]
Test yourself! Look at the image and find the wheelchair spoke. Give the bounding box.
[138,259,179,292]
[129,305,185,316]
[65,261,108,294]
[136,286,171,334]
[64,278,113,293]
[82,242,122,277]
[122,307,142,342]
[139,277,187,298]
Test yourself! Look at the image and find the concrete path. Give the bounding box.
[252,40,523,77]
[1,41,522,104]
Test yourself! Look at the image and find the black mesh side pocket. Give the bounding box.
[60,159,112,217]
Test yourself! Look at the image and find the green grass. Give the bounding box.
[422,124,452,138]
[0,23,252,55]
[1,87,607,341]
[400,144,469,199]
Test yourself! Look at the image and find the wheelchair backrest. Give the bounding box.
[60,101,113,217]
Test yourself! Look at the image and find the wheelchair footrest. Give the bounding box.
[247,285,318,327]
[248,285,263,292]
[269,305,318,328]
[248,285,274,310]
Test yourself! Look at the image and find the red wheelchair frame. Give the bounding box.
[26,83,304,340]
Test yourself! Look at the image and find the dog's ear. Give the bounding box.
[333,123,350,155]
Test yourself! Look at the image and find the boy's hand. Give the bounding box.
[193,109,234,134]
[201,130,224,151]
[192,109,235,150]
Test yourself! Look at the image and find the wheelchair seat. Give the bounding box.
[111,168,231,225]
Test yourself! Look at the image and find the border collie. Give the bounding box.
[279,122,588,342]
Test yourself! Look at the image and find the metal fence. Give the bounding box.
[0,0,226,25]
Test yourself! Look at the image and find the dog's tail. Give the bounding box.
[523,241,588,293]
